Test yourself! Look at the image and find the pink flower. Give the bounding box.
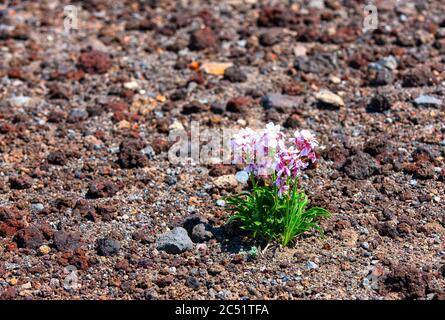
[231,123,319,196]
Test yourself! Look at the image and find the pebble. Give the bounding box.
[369,55,398,70]
[217,290,232,300]
[306,261,319,270]
[223,66,247,82]
[201,62,233,76]
[216,199,226,207]
[141,145,155,160]
[362,277,370,287]
[315,90,345,108]
[293,45,307,57]
[124,81,138,90]
[164,175,177,186]
[213,175,238,189]
[8,96,33,108]
[191,223,213,243]
[414,95,442,107]
[359,227,369,235]
[38,245,51,255]
[361,242,370,250]
[308,0,325,9]
[235,170,249,184]
[261,94,302,110]
[30,203,44,212]
[156,227,193,254]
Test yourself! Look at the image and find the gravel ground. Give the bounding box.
[0,0,445,300]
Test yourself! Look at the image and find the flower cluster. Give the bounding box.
[231,123,318,196]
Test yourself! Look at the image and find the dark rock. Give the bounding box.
[86,179,119,198]
[15,225,45,249]
[226,96,252,113]
[324,145,349,169]
[381,265,431,299]
[223,66,247,83]
[369,69,393,86]
[343,152,379,179]
[9,175,33,190]
[155,275,174,288]
[186,276,201,290]
[47,83,72,100]
[209,164,236,177]
[363,137,389,156]
[367,94,392,113]
[96,238,121,256]
[181,101,209,114]
[183,215,208,234]
[376,221,399,239]
[294,53,339,74]
[86,105,103,117]
[53,230,81,252]
[257,5,300,28]
[170,88,188,101]
[189,27,219,51]
[118,139,149,169]
[132,228,152,244]
[210,103,225,114]
[47,151,66,165]
[78,50,112,74]
[259,28,283,46]
[402,69,433,87]
[72,199,95,220]
[283,113,302,129]
[261,94,302,111]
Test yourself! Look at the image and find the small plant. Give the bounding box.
[225,123,331,247]
[239,246,259,259]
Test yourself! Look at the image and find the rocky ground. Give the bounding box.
[1,0,445,300]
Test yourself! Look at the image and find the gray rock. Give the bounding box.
[8,96,34,108]
[30,203,44,212]
[294,53,339,74]
[308,0,325,10]
[361,242,370,250]
[156,227,193,254]
[369,55,398,71]
[165,174,177,186]
[413,95,442,107]
[68,108,89,122]
[191,223,213,243]
[261,94,302,111]
[217,289,232,300]
[306,260,319,270]
[96,238,120,256]
[216,199,226,207]
[141,145,155,160]
[315,90,344,108]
